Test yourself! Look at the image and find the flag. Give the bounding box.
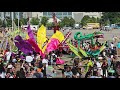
[37,25,47,50]
[100,41,106,52]
[27,38,45,57]
[51,30,64,42]
[26,34,29,40]
[27,24,36,42]
[67,43,82,59]
[46,38,60,53]
[42,31,64,53]
[79,48,88,57]
[14,35,34,55]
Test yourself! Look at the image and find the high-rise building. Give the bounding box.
[0,12,24,20]
[23,12,43,19]
[43,12,72,19]
[23,12,32,18]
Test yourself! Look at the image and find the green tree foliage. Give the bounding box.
[30,17,40,25]
[62,17,70,27]
[81,15,91,26]
[60,17,75,27]
[69,17,75,27]
[20,18,28,25]
[100,12,120,25]
[41,17,48,26]
[46,22,53,28]
[14,18,18,26]
[81,15,98,26]
[0,19,2,27]
[58,21,64,28]
[6,17,12,27]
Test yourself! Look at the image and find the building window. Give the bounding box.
[43,12,47,15]
[48,12,52,15]
[56,12,62,15]
[68,12,72,15]
[63,12,67,15]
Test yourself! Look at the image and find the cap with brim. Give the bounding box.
[7,65,13,68]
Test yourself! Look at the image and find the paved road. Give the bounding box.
[46,29,120,42]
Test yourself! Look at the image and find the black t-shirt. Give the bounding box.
[39,61,43,68]
[33,73,41,78]
[71,67,77,75]
[16,71,26,78]
[0,63,5,73]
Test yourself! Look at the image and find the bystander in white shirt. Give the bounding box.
[42,59,48,67]
[5,51,12,61]
[25,55,33,63]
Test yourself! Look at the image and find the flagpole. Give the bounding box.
[18,12,19,30]
[12,12,14,31]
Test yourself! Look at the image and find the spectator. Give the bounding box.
[25,53,33,66]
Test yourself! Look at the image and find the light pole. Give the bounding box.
[11,12,14,31]
[18,12,19,30]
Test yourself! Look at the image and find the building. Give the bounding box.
[23,12,32,18]
[0,12,24,20]
[72,12,84,23]
[23,12,43,19]
[43,12,72,19]
[72,12,102,23]
[31,12,43,18]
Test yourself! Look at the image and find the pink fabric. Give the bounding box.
[56,58,65,65]
[46,38,60,53]
[27,39,45,57]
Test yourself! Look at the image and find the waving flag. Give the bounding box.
[26,33,29,40]
[14,35,34,55]
[51,30,64,42]
[46,38,60,53]
[79,48,88,57]
[27,38,45,57]
[27,24,36,42]
[67,43,82,59]
[37,25,47,50]
[42,31,64,53]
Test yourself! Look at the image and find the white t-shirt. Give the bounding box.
[110,44,114,49]
[96,62,101,69]
[103,52,106,56]
[5,52,12,61]
[0,72,5,78]
[26,56,33,63]
[42,59,48,67]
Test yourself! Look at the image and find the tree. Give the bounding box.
[2,19,7,28]
[58,21,64,28]
[6,17,12,27]
[101,12,120,25]
[46,22,53,29]
[81,15,91,26]
[41,17,48,26]
[30,17,40,25]
[62,17,70,27]
[0,19,2,27]
[96,17,100,23]
[90,17,97,23]
[14,18,18,26]
[69,17,75,27]
[20,18,28,25]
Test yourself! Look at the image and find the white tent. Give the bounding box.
[48,18,61,23]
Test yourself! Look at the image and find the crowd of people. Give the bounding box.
[0,38,120,78]
[0,28,120,78]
